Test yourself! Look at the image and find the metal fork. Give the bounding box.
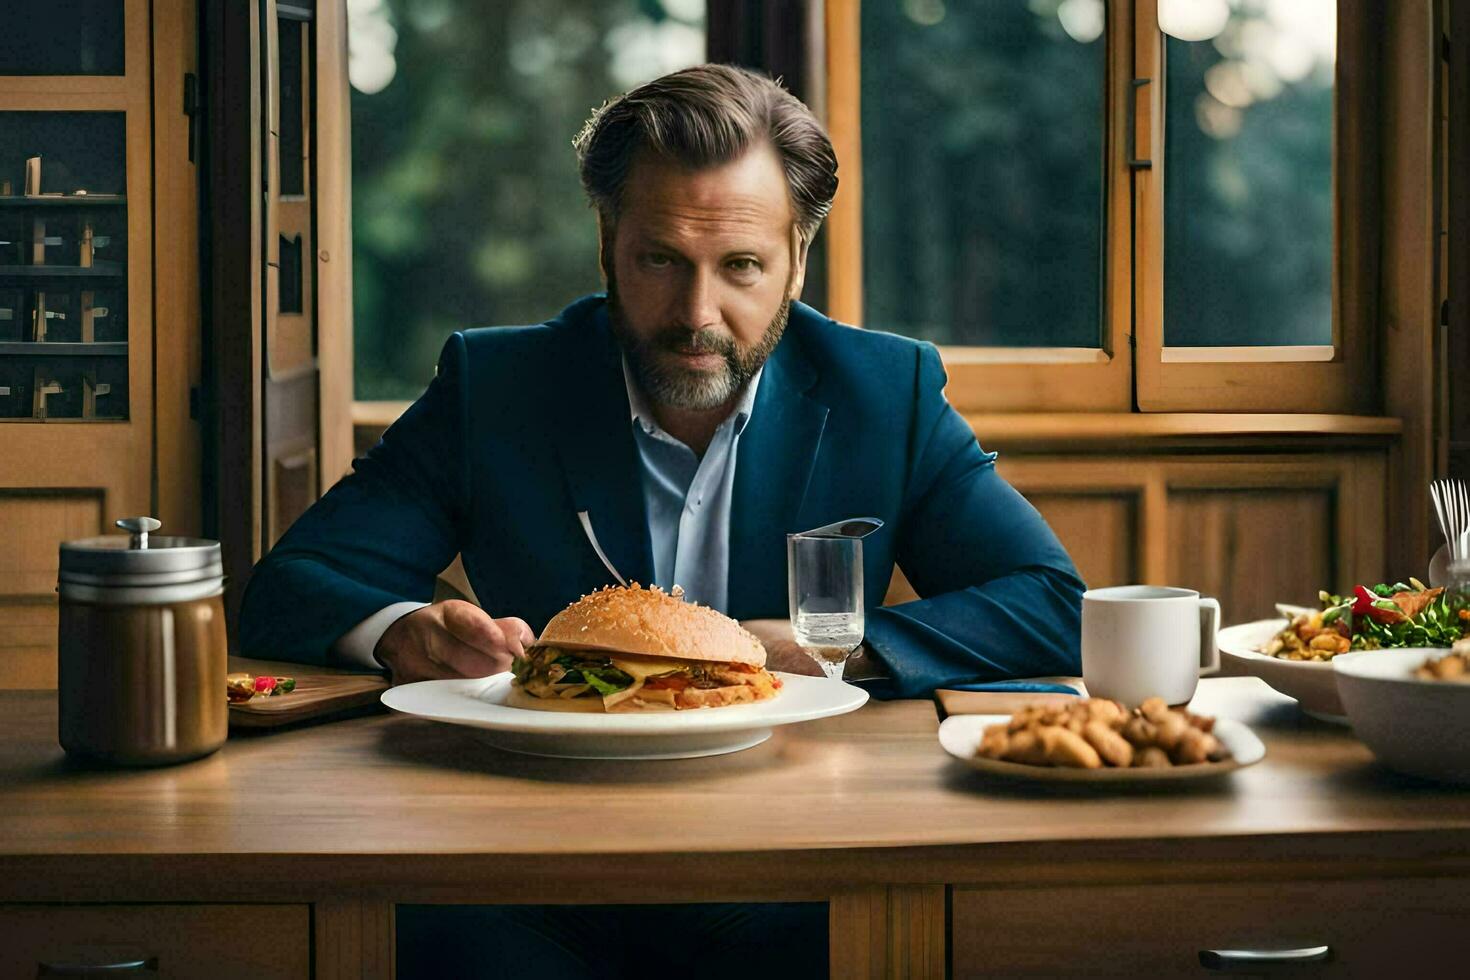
[1430,478,1470,562]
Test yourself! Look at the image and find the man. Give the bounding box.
[239,64,1083,698]
[239,63,1084,979]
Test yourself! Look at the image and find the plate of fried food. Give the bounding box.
[1219,579,1468,724]
[938,697,1264,782]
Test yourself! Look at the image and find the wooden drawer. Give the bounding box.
[952,877,1470,977]
[0,904,309,978]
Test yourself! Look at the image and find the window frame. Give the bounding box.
[822,0,1382,415]
[823,0,1133,413]
[1132,0,1380,413]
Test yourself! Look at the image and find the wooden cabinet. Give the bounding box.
[885,429,1393,624]
[0,0,355,685]
[952,876,1470,977]
[0,904,309,979]
[0,0,199,689]
[1001,451,1388,623]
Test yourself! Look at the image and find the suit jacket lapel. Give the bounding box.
[727,307,830,616]
[552,300,655,587]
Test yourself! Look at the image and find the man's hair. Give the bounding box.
[574,63,839,243]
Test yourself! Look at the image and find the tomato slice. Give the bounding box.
[644,675,692,691]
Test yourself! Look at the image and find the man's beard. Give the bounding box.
[607,277,789,412]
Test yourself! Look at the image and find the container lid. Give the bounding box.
[59,517,221,584]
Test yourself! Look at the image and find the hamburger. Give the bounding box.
[509,584,782,712]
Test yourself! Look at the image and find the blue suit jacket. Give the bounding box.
[239,295,1084,698]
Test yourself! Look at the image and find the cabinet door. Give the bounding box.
[0,0,157,689]
[953,877,1470,977]
[997,453,1387,624]
[0,904,309,979]
[206,0,354,638]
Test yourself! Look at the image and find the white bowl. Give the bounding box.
[1217,619,1346,723]
[1333,649,1470,784]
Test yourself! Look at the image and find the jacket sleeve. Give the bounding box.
[860,343,1085,699]
[236,333,470,665]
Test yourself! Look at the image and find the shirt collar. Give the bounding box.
[621,355,763,439]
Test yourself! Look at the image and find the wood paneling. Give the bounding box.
[823,0,862,326]
[0,605,59,689]
[0,491,102,598]
[315,0,358,489]
[153,0,204,538]
[314,900,394,980]
[269,446,317,547]
[204,0,265,637]
[1381,0,1441,576]
[952,877,1470,978]
[999,453,1387,613]
[830,888,888,980]
[0,904,309,979]
[1168,488,1334,622]
[1447,0,1470,482]
[829,885,945,980]
[1030,492,1138,590]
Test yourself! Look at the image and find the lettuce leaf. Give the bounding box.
[581,668,634,695]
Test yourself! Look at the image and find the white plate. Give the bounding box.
[938,713,1265,783]
[380,671,868,759]
[1217,619,1347,724]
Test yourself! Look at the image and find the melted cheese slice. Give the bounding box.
[607,657,685,681]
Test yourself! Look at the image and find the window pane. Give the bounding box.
[0,1,125,76]
[349,0,706,400]
[861,0,1106,347]
[1163,0,1335,347]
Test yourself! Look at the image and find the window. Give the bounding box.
[861,0,1106,349]
[1161,1,1335,349]
[348,0,707,401]
[825,0,1375,414]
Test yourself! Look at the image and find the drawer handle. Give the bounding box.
[1199,946,1331,969]
[37,957,159,976]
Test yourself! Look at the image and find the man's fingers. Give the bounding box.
[432,635,514,678]
[441,600,507,652]
[495,616,536,649]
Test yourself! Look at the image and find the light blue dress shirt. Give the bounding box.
[621,357,763,615]
[328,358,765,670]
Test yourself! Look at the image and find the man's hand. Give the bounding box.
[376,599,535,685]
[739,619,826,677]
[740,618,886,680]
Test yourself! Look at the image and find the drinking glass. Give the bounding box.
[787,533,864,680]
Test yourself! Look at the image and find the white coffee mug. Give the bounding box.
[1081,585,1221,706]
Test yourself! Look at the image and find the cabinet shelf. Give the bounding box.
[0,262,125,280]
[0,342,127,357]
[0,195,126,208]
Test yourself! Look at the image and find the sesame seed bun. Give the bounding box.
[534,584,766,667]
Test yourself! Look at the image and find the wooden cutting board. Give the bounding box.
[933,677,1085,719]
[227,656,390,729]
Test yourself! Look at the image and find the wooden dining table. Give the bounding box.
[3,675,1470,978]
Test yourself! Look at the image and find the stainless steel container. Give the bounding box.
[58,517,228,766]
